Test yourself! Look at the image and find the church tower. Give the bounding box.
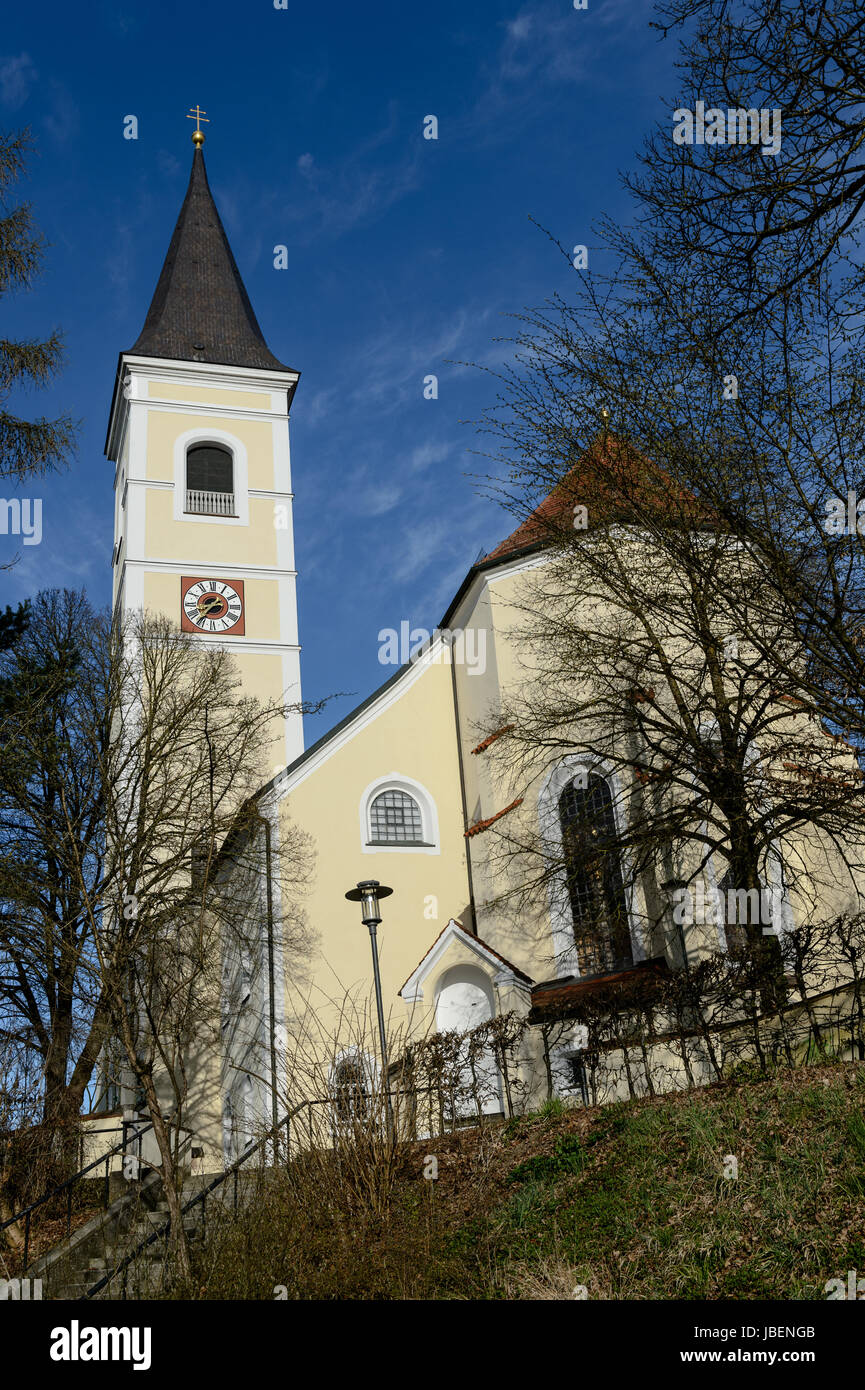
[105,128,303,767]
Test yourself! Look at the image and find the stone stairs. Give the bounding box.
[27,1169,246,1300]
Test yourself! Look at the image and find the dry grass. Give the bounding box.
[168,1060,865,1300]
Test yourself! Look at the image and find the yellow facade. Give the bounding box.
[107,358,303,766]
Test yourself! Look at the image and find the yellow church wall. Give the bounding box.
[146,381,272,412]
[143,489,279,568]
[452,559,616,982]
[457,556,865,984]
[241,578,283,641]
[277,657,472,1066]
[144,409,278,491]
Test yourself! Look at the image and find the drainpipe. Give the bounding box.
[449,637,477,934]
[248,806,280,1138]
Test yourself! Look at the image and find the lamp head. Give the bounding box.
[345,879,393,927]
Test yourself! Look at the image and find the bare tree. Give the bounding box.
[465,255,865,1014]
[0,589,112,1141]
[0,595,316,1276]
[82,610,314,1281]
[623,0,865,327]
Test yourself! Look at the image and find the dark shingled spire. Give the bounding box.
[127,147,292,373]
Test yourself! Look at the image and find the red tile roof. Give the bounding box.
[528,956,671,1023]
[486,435,714,564]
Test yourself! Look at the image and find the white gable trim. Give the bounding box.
[400,919,529,1002]
[274,636,449,800]
[446,551,549,633]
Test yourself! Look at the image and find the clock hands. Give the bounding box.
[197,594,226,617]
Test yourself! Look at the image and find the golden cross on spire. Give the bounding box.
[187,105,210,146]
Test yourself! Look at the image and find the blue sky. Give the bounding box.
[0,0,679,745]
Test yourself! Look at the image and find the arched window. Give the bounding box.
[559,773,632,977]
[185,444,235,516]
[368,788,424,845]
[332,1056,369,1125]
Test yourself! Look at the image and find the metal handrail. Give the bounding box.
[84,1099,309,1299]
[83,1089,428,1299]
[1,1114,155,1268]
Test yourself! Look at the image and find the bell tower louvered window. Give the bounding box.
[185,444,235,516]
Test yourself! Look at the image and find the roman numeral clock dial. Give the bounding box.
[181,577,245,635]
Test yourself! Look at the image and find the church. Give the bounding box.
[104,128,865,1168]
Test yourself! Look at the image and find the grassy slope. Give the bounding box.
[197,1061,865,1300]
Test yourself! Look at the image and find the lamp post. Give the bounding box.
[345,879,393,1125]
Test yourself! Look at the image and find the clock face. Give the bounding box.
[181,577,245,635]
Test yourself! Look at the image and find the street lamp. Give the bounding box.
[345,879,393,1117]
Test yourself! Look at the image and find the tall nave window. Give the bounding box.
[559,773,633,977]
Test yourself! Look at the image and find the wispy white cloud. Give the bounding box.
[41,82,80,146]
[355,482,403,517]
[343,306,492,416]
[0,53,36,110]
[452,0,652,150]
[156,149,182,180]
[253,108,422,245]
[405,439,456,475]
[1,498,110,605]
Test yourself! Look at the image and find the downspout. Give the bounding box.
[249,806,280,1137]
[449,639,477,934]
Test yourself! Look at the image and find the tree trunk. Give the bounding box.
[138,1072,192,1286]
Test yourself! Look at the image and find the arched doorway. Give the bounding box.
[435,965,502,1120]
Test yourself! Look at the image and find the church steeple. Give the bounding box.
[128,146,292,373]
[107,134,304,771]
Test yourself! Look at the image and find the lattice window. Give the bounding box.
[369,789,424,843]
[333,1057,368,1125]
[559,773,632,977]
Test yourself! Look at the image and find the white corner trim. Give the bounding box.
[447,550,549,633]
